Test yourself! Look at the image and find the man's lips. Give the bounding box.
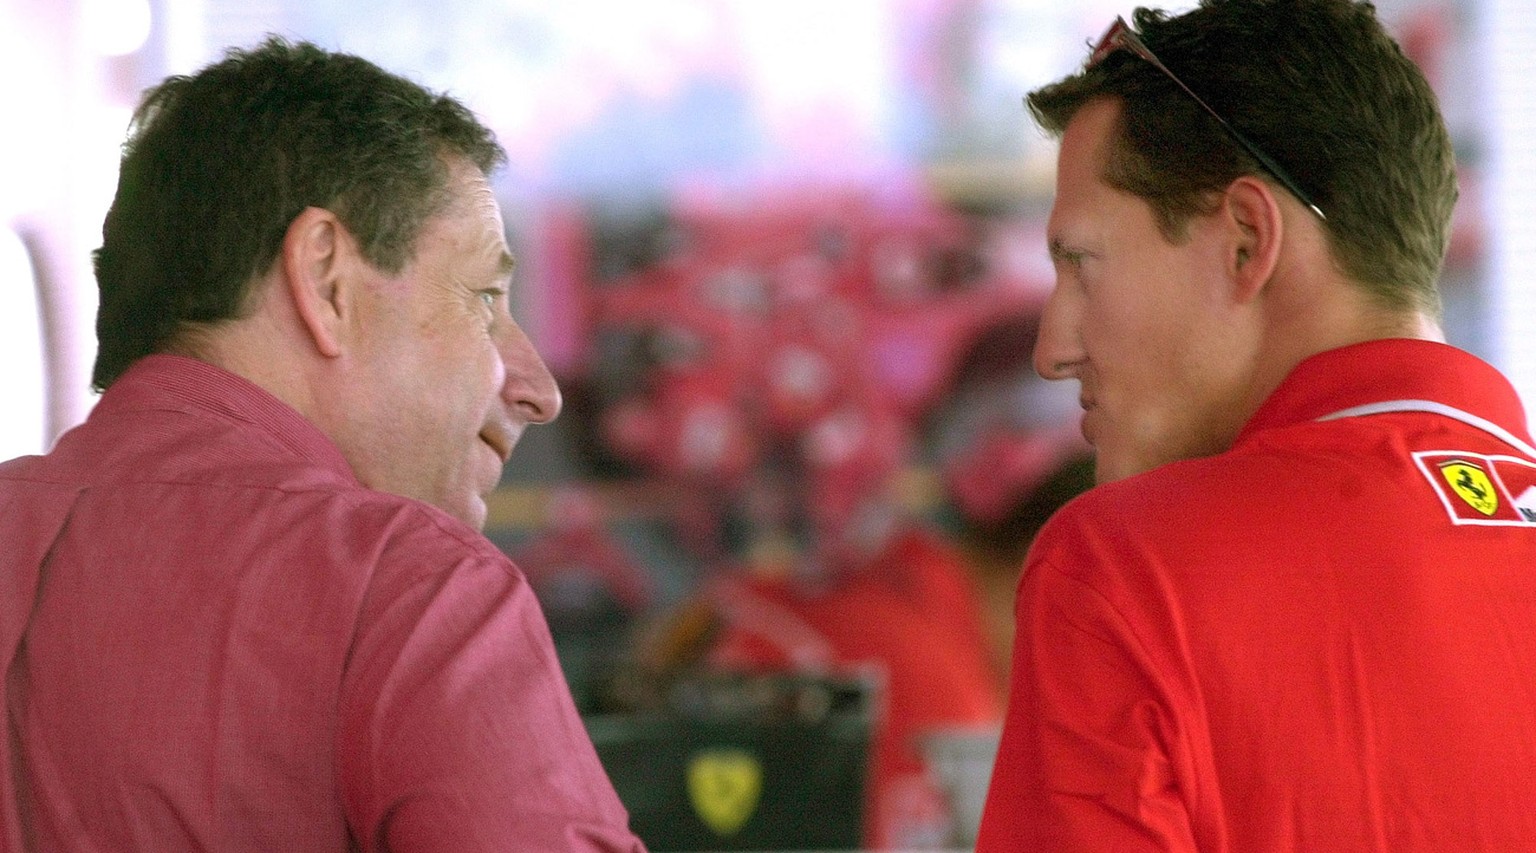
[1078,394,1097,445]
[480,425,514,465]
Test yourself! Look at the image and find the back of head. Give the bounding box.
[92,37,506,391]
[1026,0,1457,318]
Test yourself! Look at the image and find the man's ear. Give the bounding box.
[280,206,353,358]
[1221,176,1284,304]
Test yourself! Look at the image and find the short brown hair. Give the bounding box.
[92,37,506,391]
[1027,0,1456,317]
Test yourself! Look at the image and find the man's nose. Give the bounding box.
[1033,285,1083,382]
[500,321,562,424]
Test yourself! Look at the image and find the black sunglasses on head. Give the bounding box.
[1088,16,1326,221]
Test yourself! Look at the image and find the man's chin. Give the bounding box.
[1092,454,1119,485]
[1093,449,1152,485]
[427,492,489,530]
[461,494,489,531]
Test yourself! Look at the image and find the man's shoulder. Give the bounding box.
[0,452,46,481]
[307,486,512,573]
[1058,423,1372,522]
[1034,442,1336,561]
[1031,417,1436,588]
[1046,454,1236,528]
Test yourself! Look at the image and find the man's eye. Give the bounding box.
[1048,242,1088,272]
[478,289,503,309]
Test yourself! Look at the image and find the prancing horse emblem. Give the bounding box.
[1440,460,1498,516]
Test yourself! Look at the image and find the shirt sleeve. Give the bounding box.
[976,523,1198,852]
[336,527,647,853]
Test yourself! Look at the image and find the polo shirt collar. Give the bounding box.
[1237,338,1533,447]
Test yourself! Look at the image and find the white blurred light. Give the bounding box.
[0,229,47,459]
[82,0,153,57]
[1481,0,1536,425]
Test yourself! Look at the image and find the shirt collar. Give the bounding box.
[1236,338,1533,447]
[97,354,357,481]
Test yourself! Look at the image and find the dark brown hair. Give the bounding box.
[92,37,506,390]
[1027,0,1457,317]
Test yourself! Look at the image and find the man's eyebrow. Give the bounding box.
[498,251,517,277]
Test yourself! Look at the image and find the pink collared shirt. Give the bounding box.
[0,355,644,852]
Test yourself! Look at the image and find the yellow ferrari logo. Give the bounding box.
[1441,461,1498,516]
[687,748,762,837]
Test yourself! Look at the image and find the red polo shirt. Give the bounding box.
[979,339,1536,851]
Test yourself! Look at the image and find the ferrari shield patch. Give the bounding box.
[687,748,762,837]
[1415,451,1536,526]
[1439,460,1498,516]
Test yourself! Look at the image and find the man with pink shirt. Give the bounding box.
[0,38,643,852]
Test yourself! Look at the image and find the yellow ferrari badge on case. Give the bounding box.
[687,748,762,837]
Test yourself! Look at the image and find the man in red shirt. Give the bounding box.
[707,525,1006,849]
[978,0,1536,850]
[0,39,643,851]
